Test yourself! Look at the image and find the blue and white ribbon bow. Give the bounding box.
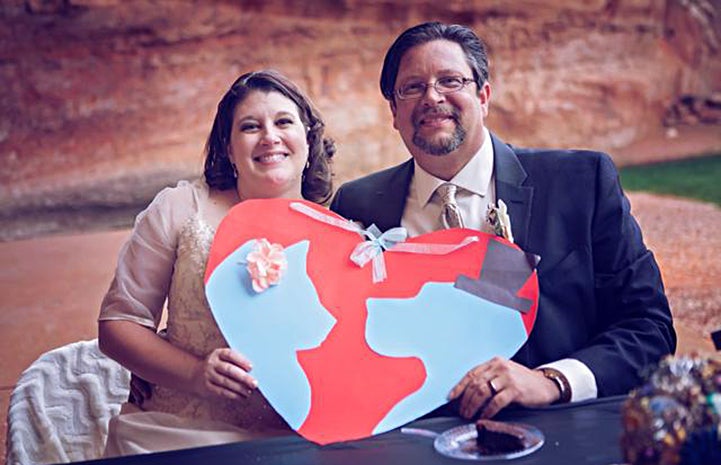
[290,202,478,283]
[350,225,407,283]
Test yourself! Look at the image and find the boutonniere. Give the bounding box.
[486,199,514,243]
[245,238,287,293]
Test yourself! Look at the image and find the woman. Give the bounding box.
[98,70,335,455]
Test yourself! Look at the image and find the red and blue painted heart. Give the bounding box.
[205,199,538,444]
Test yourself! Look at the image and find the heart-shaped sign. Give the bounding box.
[205,199,538,444]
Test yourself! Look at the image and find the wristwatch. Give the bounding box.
[538,367,572,404]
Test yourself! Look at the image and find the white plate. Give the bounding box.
[434,422,544,461]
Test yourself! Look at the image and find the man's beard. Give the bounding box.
[412,124,466,156]
[411,106,466,155]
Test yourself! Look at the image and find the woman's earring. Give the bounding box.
[231,163,238,179]
[302,160,310,183]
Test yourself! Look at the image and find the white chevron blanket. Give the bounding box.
[5,339,130,464]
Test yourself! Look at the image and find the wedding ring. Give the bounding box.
[488,379,499,396]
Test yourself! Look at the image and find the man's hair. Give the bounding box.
[380,22,489,102]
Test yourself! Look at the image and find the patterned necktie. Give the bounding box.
[437,183,464,229]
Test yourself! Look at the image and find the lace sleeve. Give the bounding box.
[98,180,199,328]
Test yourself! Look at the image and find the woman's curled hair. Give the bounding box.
[203,69,335,204]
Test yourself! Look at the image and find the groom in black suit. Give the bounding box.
[330,22,675,419]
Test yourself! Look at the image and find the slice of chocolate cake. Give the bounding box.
[475,419,529,454]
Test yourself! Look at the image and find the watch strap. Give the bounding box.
[538,367,572,404]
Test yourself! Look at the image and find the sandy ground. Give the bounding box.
[629,193,721,340]
[613,124,721,166]
[1,192,719,460]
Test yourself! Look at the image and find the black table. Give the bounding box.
[76,396,627,465]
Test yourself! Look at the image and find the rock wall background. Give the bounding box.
[1,0,720,240]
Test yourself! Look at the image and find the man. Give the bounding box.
[330,22,675,420]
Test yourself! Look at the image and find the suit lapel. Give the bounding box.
[491,134,535,367]
[491,134,533,250]
[374,159,414,232]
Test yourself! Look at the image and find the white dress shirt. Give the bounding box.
[400,128,597,402]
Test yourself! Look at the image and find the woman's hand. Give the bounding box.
[191,348,258,400]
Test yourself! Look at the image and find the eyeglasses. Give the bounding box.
[395,76,476,100]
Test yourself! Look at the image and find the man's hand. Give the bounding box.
[448,357,560,419]
[191,348,258,400]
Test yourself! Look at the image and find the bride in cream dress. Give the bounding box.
[98,70,335,455]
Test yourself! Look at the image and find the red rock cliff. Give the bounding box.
[1,0,719,239]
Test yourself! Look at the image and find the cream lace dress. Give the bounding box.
[99,179,290,456]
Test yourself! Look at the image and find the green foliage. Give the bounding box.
[619,154,721,206]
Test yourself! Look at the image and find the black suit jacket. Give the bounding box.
[330,133,676,396]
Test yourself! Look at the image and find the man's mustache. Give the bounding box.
[412,106,460,127]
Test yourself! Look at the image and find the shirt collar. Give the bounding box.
[412,127,494,207]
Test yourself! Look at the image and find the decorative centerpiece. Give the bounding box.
[621,355,721,465]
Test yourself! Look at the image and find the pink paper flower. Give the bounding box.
[246,239,287,293]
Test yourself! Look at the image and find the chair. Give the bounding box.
[5,339,130,464]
